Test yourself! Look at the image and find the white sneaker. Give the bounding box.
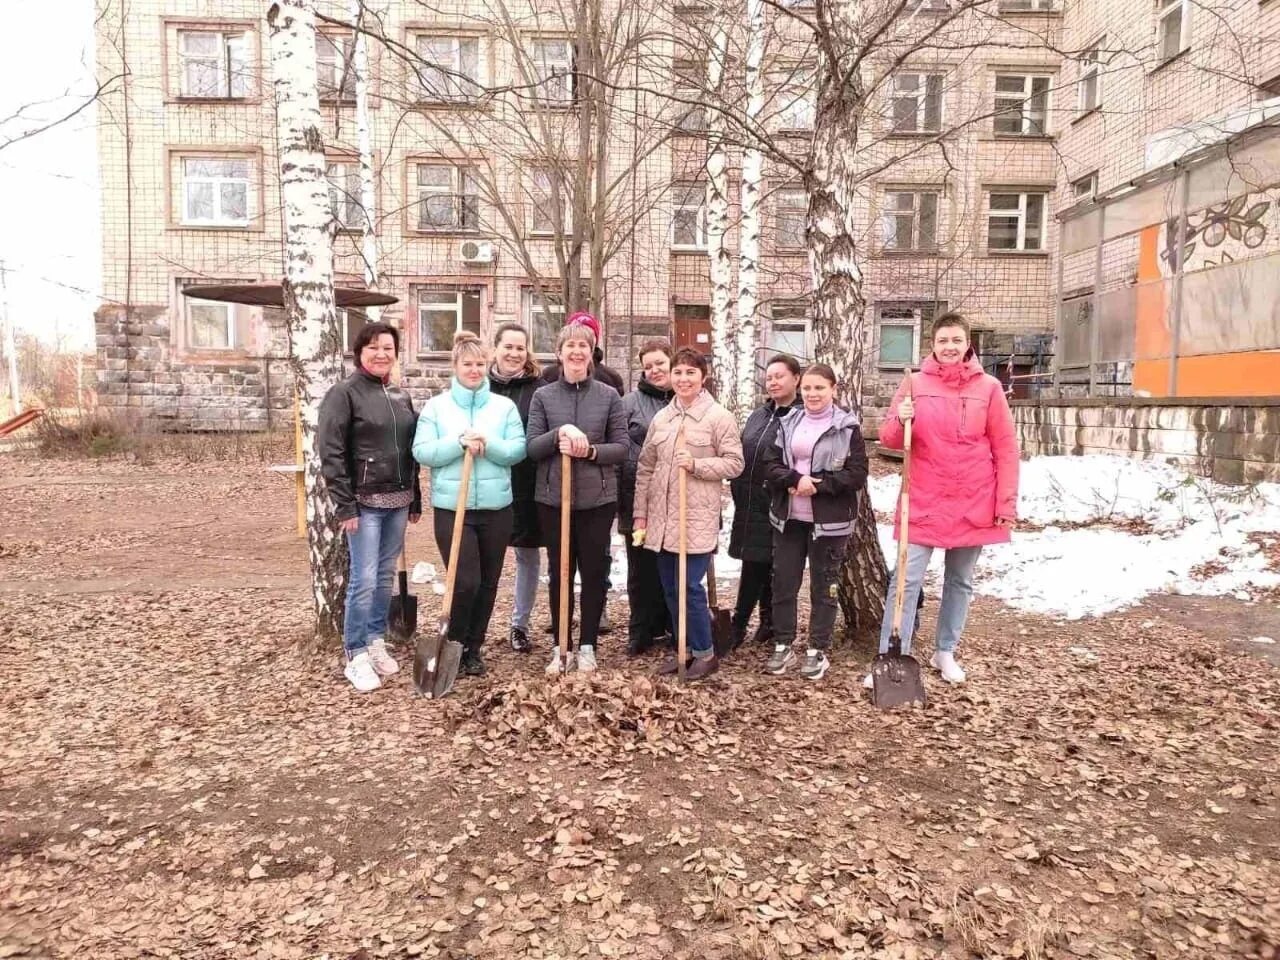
[931,651,966,684]
[368,638,400,677]
[344,651,382,692]
[863,672,874,690]
[546,650,577,675]
[577,646,598,673]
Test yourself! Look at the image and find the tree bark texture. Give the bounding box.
[806,0,888,646]
[706,22,735,406]
[735,0,764,420]
[352,0,379,322]
[269,0,347,647]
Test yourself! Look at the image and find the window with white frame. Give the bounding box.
[1157,0,1190,62]
[891,72,943,134]
[994,74,1051,136]
[521,288,565,354]
[528,166,568,235]
[415,34,483,102]
[987,191,1047,251]
[524,38,575,103]
[673,59,707,132]
[417,287,482,354]
[768,302,810,361]
[179,283,237,350]
[1077,42,1102,112]
[998,0,1055,11]
[672,183,707,249]
[876,306,922,367]
[317,33,355,101]
[778,72,816,130]
[1071,172,1098,202]
[339,309,369,355]
[775,188,807,249]
[881,190,939,252]
[177,30,249,98]
[416,163,479,232]
[326,161,366,230]
[181,157,251,226]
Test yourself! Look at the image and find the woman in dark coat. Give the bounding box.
[488,323,543,653]
[727,354,800,649]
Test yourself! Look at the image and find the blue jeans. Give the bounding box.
[655,551,713,658]
[343,504,410,657]
[511,546,541,632]
[879,544,982,656]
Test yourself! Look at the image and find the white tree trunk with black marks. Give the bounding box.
[736,0,764,418]
[706,21,735,406]
[352,0,379,322]
[806,0,888,644]
[269,0,346,646]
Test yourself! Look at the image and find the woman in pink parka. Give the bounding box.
[868,312,1019,686]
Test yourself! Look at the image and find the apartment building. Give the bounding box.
[93,0,1062,429]
[1053,0,1280,397]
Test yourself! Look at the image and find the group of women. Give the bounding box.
[318,310,1019,694]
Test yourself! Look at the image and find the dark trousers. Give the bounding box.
[626,537,670,642]
[771,520,847,651]
[733,559,774,634]
[432,506,513,652]
[538,502,616,650]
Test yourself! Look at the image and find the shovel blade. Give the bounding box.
[388,593,418,641]
[871,643,928,710]
[431,641,464,698]
[413,628,446,696]
[711,608,734,657]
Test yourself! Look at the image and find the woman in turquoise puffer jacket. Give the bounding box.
[413,331,527,677]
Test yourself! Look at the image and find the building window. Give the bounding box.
[910,0,950,11]
[994,74,1051,136]
[339,309,369,355]
[775,188,807,249]
[418,287,482,354]
[177,30,249,98]
[768,302,810,361]
[1157,0,1190,62]
[778,74,816,130]
[999,0,1055,10]
[521,288,565,354]
[671,184,707,250]
[181,157,251,226]
[673,59,707,132]
[326,161,366,230]
[528,167,568,236]
[987,191,1047,252]
[317,33,355,101]
[416,163,479,232]
[1071,172,1098,201]
[415,35,483,102]
[524,38,575,104]
[890,73,944,134]
[1077,42,1101,112]
[881,190,939,252]
[876,308,921,367]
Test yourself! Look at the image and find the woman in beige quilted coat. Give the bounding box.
[632,348,744,680]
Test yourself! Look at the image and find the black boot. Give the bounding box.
[729,615,749,651]
[751,621,774,646]
[461,648,487,677]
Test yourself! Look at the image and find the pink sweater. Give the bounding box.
[787,405,835,522]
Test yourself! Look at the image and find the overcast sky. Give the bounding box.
[0,0,100,351]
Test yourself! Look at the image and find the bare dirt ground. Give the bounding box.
[2,455,1279,960]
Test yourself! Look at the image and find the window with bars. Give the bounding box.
[775,188,807,249]
[528,167,568,235]
[177,30,249,98]
[524,38,575,104]
[522,289,566,355]
[416,163,479,232]
[778,72,816,130]
[880,190,939,252]
[768,302,810,361]
[1157,0,1190,62]
[672,184,707,249]
[326,161,366,231]
[994,74,1051,136]
[417,287,482,354]
[987,192,1047,252]
[181,157,251,226]
[1077,43,1102,112]
[673,59,707,132]
[317,33,356,101]
[415,34,483,102]
[890,72,944,134]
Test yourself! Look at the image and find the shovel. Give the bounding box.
[556,451,572,673]
[676,467,688,681]
[413,449,473,698]
[387,548,417,642]
[707,556,733,657]
[872,367,927,710]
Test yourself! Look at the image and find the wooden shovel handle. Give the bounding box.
[558,452,572,665]
[891,367,913,635]
[440,450,474,622]
[706,554,718,608]
[677,467,688,681]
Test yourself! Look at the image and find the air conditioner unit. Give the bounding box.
[459,240,495,264]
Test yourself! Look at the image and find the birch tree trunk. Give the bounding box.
[351,0,379,323]
[736,0,764,418]
[269,0,347,646]
[705,21,734,405]
[806,0,888,644]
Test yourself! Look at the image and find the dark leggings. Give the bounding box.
[432,506,514,652]
[733,559,774,632]
[538,502,617,650]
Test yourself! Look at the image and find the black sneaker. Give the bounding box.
[752,623,774,646]
[510,626,531,653]
[598,609,614,634]
[461,649,487,677]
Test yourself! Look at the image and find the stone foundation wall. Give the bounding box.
[1012,398,1280,484]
